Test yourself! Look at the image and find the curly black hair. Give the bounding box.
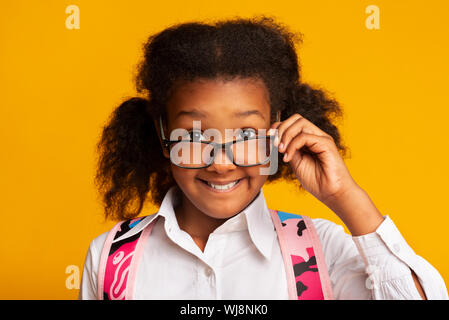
[94,15,349,221]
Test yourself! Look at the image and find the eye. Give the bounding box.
[238,128,257,140]
[186,130,206,142]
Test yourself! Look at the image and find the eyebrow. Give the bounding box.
[174,110,207,119]
[233,109,265,120]
[174,108,265,120]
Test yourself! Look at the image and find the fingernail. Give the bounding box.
[279,142,284,150]
[283,152,288,162]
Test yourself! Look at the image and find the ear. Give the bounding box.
[152,115,170,159]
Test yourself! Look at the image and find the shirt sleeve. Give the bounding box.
[78,232,108,300]
[313,215,449,300]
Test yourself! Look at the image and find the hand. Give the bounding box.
[270,113,360,206]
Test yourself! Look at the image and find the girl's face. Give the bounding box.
[160,77,272,220]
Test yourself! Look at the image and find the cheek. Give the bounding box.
[162,148,170,159]
[171,165,196,187]
[243,167,269,188]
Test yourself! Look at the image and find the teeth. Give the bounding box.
[207,180,239,190]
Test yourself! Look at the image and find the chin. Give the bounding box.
[198,200,247,220]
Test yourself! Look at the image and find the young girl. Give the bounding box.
[80,16,448,300]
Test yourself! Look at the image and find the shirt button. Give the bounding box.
[365,265,377,275]
[205,267,214,277]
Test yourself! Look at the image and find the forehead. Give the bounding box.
[166,77,271,125]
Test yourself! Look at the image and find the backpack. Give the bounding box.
[97,209,333,300]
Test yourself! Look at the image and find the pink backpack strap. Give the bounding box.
[97,215,159,300]
[269,209,333,300]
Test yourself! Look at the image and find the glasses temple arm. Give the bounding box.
[159,115,166,140]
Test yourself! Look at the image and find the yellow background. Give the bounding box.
[1,0,448,299]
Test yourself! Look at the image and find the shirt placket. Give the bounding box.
[194,232,226,299]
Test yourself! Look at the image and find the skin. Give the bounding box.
[155,77,272,249]
[154,77,427,299]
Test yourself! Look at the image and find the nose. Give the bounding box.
[205,146,236,173]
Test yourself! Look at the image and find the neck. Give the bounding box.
[174,194,228,240]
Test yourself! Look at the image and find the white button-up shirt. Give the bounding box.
[79,186,448,300]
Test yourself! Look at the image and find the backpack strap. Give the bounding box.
[97,215,159,300]
[97,209,333,300]
[269,209,333,300]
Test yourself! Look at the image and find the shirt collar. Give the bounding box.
[112,186,276,260]
[112,186,181,243]
[211,188,275,260]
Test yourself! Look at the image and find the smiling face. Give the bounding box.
[158,77,273,222]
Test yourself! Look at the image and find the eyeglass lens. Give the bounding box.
[169,137,272,168]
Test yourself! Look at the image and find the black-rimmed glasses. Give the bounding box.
[159,116,278,169]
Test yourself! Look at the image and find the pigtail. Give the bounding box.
[94,97,172,221]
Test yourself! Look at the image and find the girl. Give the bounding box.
[80,16,448,300]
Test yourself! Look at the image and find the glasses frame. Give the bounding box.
[159,115,279,169]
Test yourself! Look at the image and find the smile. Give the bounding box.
[198,178,244,192]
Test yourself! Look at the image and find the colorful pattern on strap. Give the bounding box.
[269,209,333,300]
[98,210,332,300]
[100,216,147,300]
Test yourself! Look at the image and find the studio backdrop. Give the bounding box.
[0,0,448,299]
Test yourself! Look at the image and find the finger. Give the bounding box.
[276,114,303,143]
[277,113,333,147]
[283,133,333,163]
[279,117,334,154]
[278,117,328,153]
[268,121,281,136]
